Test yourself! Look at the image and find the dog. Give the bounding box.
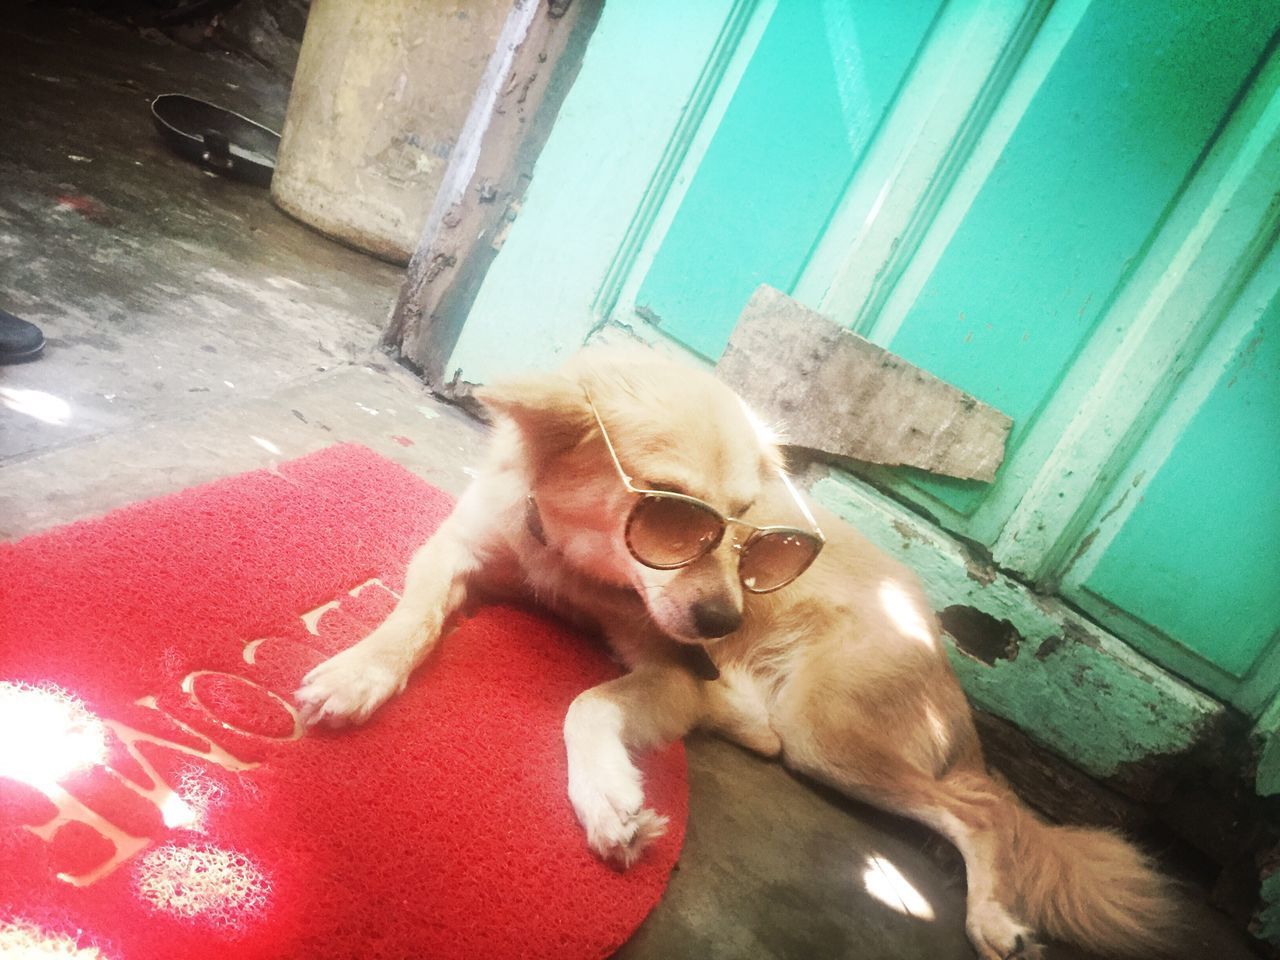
[296,345,1178,959]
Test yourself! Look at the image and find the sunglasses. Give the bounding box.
[587,394,825,593]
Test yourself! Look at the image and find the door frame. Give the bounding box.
[419,0,771,388]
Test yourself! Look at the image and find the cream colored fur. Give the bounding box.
[296,346,1180,959]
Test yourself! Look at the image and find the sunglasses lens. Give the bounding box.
[627,494,724,568]
[739,531,822,593]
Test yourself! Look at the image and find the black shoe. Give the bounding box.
[0,309,45,363]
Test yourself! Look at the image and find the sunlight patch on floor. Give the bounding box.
[1,387,72,425]
[862,854,935,921]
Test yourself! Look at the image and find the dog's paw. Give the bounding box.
[580,799,668,869]
[567,758,667,868]
[295,644,408,728]
[966,901,1041,960]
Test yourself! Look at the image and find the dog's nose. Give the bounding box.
[692,599,742,638]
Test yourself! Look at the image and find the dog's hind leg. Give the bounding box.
[893,773,1041,960]
[564,664,706,867]
[295,484,496,727]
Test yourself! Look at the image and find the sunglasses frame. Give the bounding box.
[586,392,825,593]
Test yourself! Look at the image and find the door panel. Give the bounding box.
[880,0,1274,518]
[1063,284,1280,696]
[635,0,942,358]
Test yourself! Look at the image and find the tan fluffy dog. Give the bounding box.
[296,346,1177,959]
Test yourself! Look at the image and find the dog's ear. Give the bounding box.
[475,373,594,457]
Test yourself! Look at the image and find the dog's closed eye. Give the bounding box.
[646,482,753,519]
[646,481,685,495]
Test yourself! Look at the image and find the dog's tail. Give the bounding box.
[997,777,1182,955]
[915,765,1182,956]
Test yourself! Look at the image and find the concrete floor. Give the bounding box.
[0,9,1264,960]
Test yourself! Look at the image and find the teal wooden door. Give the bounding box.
[446,0,1280,714]
[625,0,1280,711]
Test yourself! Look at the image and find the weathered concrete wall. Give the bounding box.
[1255,694,1280,796]
[1256,867,1280,945]
[1251,695,1280,942]
[272,0,509,264]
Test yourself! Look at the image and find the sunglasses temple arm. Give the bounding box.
[777,467,824,540]
[586,391,640,490]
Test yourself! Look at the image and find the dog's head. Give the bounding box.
[477,346,787,645]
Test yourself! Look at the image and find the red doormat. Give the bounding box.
[0,444,687,960]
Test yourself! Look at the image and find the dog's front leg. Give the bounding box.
[564,664,705,868]
[296,492,491,727]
